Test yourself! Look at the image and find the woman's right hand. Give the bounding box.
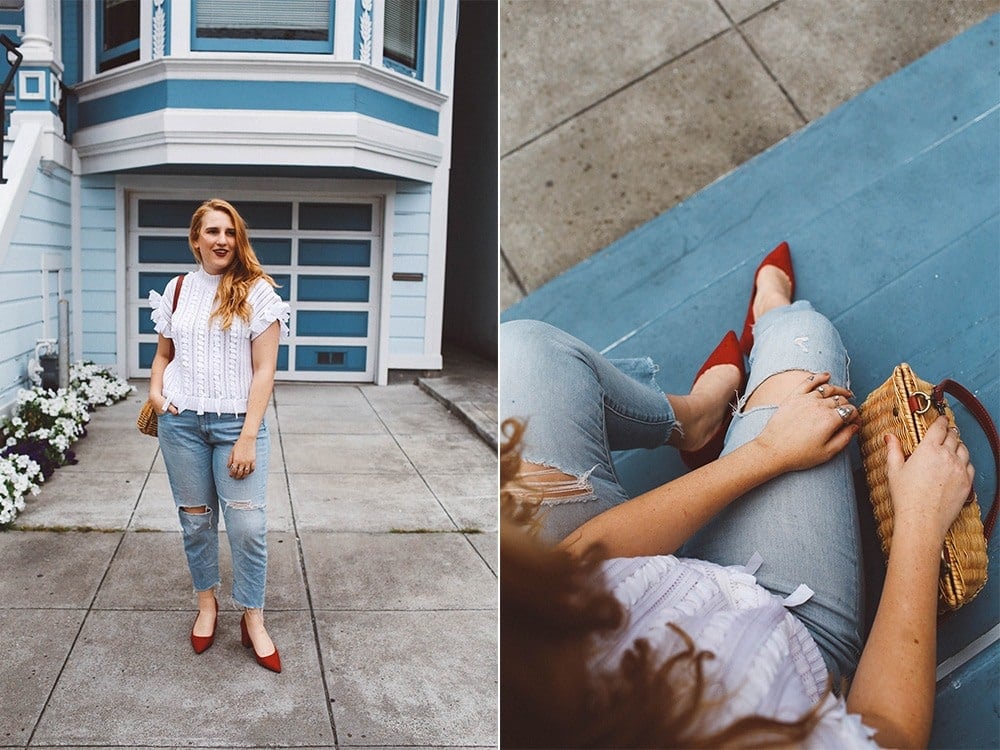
[150,393,179,416]
[886,415,974,543]
[753,371,858,473]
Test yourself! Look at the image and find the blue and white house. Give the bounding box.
[0,0,460,409]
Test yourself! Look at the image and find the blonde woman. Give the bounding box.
[148,199,289,672]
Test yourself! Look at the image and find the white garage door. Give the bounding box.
[128,195,383,382]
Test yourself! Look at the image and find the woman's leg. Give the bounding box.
[157,411,221,635]
[208,415,272,652]
[500,319,738,541]
[680,301,864,685]
[500,320,678,540]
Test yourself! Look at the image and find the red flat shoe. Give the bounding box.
[679,331,747,470]
[190,597,218,654]
[241,612,282,673]
[739,241,795,356]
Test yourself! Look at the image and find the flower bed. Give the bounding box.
[0,363,134,528]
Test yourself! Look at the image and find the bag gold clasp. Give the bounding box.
[908,391,932,414]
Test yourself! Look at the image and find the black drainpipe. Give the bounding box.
[1,34,24,185]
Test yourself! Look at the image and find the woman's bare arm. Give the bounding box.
[227,321,279,478]
[560,372,858,558]
[846,417,974,748]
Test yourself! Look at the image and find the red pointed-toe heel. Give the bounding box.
[739,241,795,356]
[241,612,282,673]
[190,597,218,654]
[679,331,747,470]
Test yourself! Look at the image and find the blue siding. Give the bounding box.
[60,0,82,85]
[79,175,118,364]
[0,163,72,409]
[389,180,430,357]
[77,80,439,135]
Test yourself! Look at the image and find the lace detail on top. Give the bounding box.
[148,269,289,415]
[593,555,878,748]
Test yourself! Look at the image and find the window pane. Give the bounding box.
[384,0,419,69]
[299,240,372,267]
[300,203,372,231]
[138,200,203,228]
[196,0,330,41]
[104,0,139,51]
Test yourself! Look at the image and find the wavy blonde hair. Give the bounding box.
[500,418,826,748]
[189,198,277,330]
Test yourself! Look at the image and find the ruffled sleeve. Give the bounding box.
[148,276,179,338]
[803,695,879,748]
[249,281,290,340]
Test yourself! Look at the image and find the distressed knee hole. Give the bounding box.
[223,498,262,511]
[180,506,210,515]
[516,461,594,499]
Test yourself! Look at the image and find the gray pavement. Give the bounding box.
[500,0,999,309]
[1,375,498,748]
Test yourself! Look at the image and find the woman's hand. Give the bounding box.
[754,372,858,473]
[886,415,974,543]
[149,393,179,415]
[227,435,257,480]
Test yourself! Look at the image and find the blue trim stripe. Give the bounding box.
[77,79,439,135]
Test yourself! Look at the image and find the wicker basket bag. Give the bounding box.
[858,364,998,611]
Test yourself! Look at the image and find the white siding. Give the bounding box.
[389,180,430,356]
[0,162,72,410]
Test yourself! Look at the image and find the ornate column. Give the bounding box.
[12,0,63,137]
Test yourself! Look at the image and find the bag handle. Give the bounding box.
[167,274,184,362]
[172,274,184,311]
[929,379,999,540]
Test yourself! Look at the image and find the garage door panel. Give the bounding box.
[272,274,292,301]
[138,271,181,298]
[138,236,192,263]
[300,203,372,231]
[295,345,367,372]
[138,342,157,369]
[138,200,203,227]
[299,239,372,266]
[297,275,369,302]
[297,310,368,337]
[254,238,293,265]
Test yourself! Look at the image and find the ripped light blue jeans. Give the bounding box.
[499,301,864,683]
[158,411,269,609]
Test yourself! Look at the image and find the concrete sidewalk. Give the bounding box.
[1,379,498,748]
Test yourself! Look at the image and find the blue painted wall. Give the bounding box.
[78,175,118,364]
[0,163,72,409]
[390,180,431,355]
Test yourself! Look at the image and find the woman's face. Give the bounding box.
[195,209,238,275]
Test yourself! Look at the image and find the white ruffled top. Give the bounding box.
[149,268,290,415]
[593,555,879,748]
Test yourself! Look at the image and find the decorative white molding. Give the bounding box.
[359,0,373,64]
[72,57,448,109]
[152,0,166,59]
[18,70,47,100]
[73,108,444,178]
